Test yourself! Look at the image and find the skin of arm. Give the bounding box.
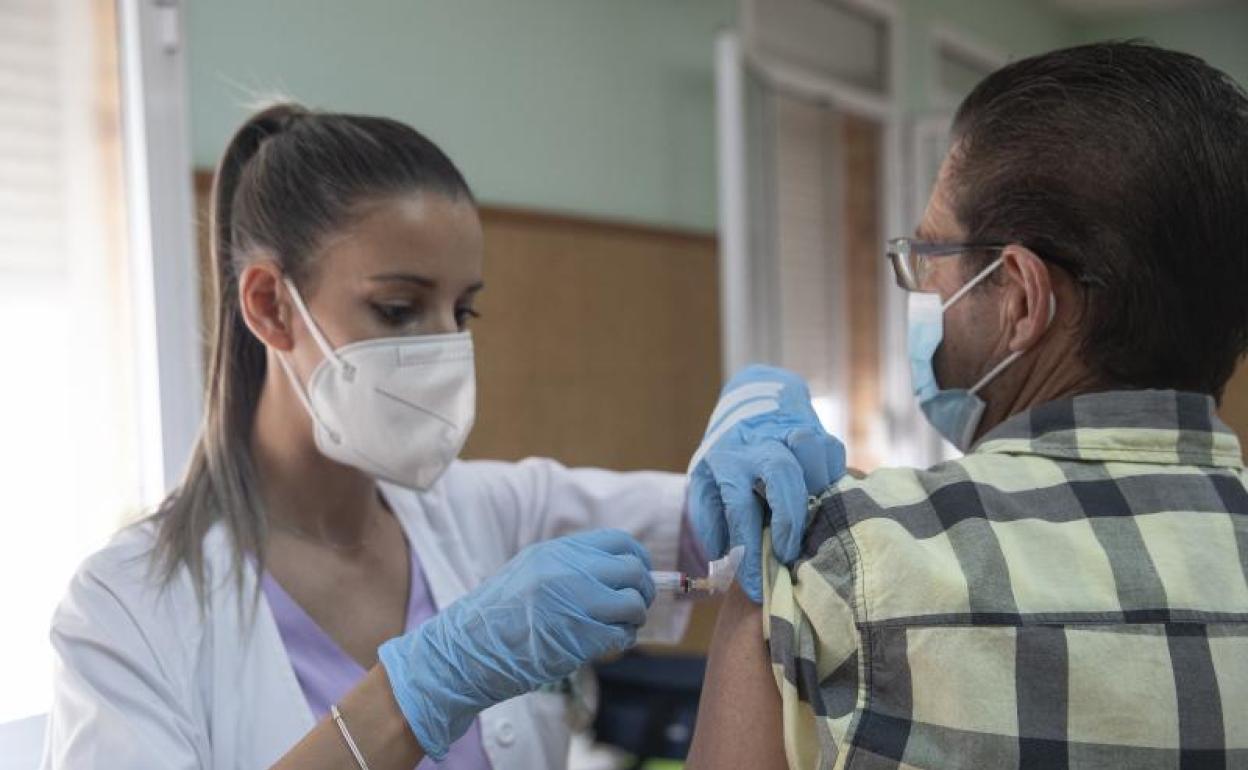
[271,666,425,770]
[685,584,789,770]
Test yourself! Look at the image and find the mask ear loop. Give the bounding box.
[942,256,1005,311]
[273,352,342,444]
[968,292,1057,397]
[282,277,356,381]
[277,277,349,444]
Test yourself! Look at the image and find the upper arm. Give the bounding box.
[686,584,788,770]
[688,516,863,770]
[44,566,203,769]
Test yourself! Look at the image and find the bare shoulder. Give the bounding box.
[685,584,788,770]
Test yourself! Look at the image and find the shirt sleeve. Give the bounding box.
[452,457,686,569]
[762,502,862,769]
[42,561,206,770]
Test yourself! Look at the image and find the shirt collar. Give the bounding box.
[973,389,1244,469]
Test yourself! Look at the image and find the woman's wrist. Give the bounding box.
[269,666,425,770]
[336,666,426,766]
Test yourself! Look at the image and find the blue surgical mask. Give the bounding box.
[907,257,1050,452]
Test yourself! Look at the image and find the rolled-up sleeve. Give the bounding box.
[763,510,862,769]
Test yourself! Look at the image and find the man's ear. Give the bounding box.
[238,260,295,352]
[1000,244,1052,353]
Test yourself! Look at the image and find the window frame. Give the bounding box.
[716,0,905,464]
[118,0,202,504]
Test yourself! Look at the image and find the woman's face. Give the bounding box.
[290,193,484,360]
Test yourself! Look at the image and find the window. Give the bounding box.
[719,0,899,470]
[743,0,891,95]
[760,92,888,467]
[0,0,140,722]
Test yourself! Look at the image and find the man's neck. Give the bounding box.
[974,343,1106,443]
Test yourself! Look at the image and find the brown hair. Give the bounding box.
[950,41,1248,398]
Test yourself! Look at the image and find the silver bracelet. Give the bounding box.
[330,703,373,770]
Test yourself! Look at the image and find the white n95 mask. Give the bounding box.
[907,257,1053,453]
[276,277,476,489]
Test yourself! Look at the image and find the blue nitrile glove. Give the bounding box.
[378,529,654,760]
[687,365,846,602]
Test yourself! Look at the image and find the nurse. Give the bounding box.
[42,104,842,769]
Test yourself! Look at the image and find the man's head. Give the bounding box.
[916,41,1248,430]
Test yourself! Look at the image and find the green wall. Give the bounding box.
[1071,3,1248,89]
[900,0,1071,112]
[187,0,734,232]
[186,1,1247,233]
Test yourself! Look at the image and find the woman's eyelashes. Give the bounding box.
[371,301,420,327]
[455,306,481,330]
[369,300,480,331]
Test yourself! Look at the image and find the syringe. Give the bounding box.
[651,545,745,598]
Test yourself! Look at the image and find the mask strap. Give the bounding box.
[282,277,355,380]
[968,349,1023,396]
[273,351,341,444]
[968,292,1057,396]
[942,256,1004,311]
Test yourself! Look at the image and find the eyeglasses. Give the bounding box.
[884,237,1105,292]
[885,239,1002,292]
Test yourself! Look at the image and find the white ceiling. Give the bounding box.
[1051,0,1236,16]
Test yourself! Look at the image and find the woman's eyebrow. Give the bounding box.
[367,274,485,295]
[366,272,436,287]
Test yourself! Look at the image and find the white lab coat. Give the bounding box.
[41,457,690,769]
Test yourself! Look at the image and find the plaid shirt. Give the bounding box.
[764,390,1248,769]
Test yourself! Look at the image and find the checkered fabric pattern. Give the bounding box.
[763,390,1248,769]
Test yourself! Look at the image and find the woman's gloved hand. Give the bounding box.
[687,365,846,603]
[378,529,655,759]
